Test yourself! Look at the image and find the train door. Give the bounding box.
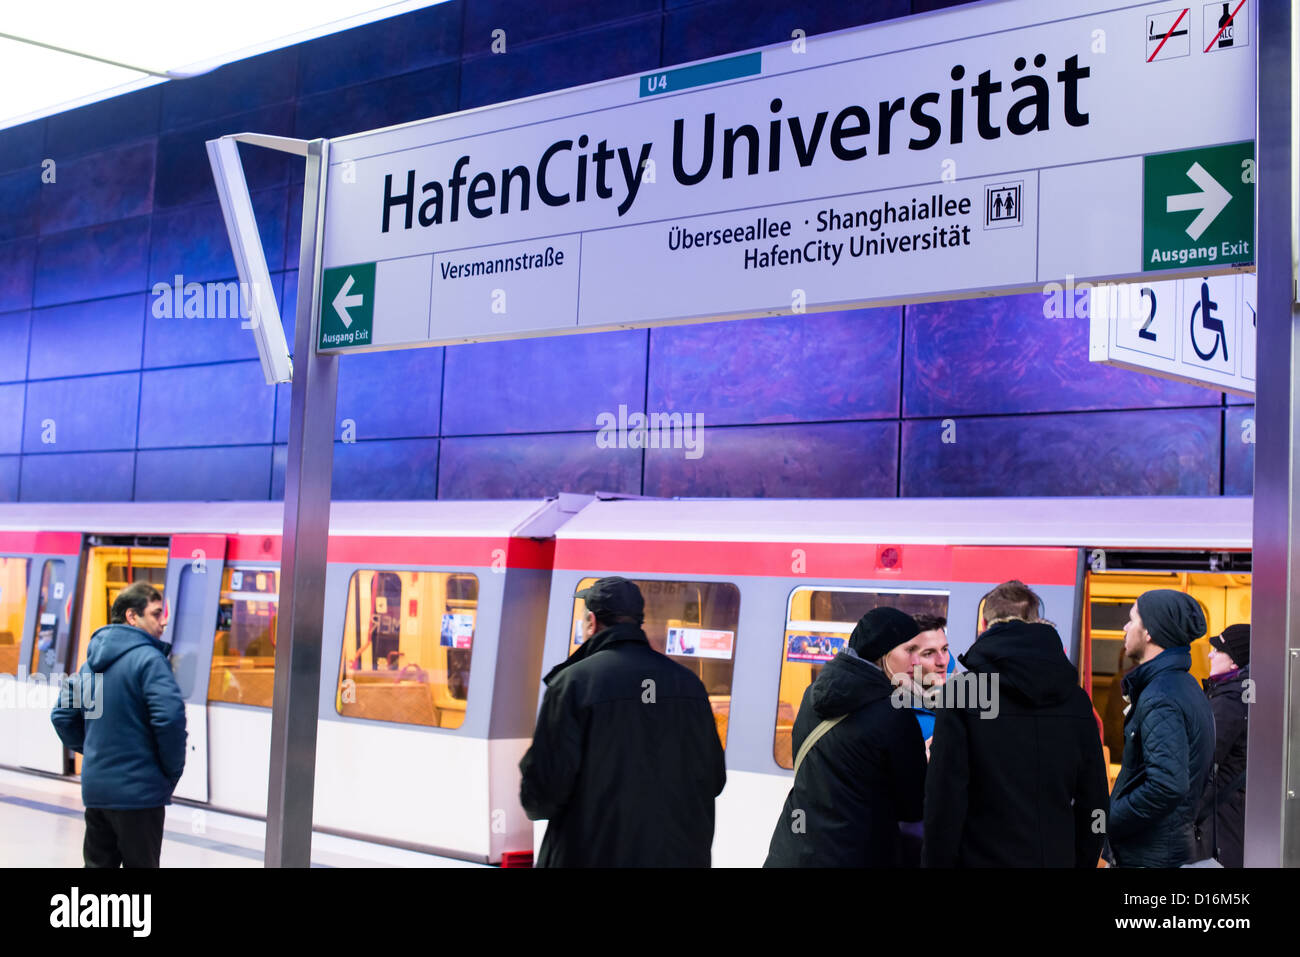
[0,555,33,768]
[1084,553,1251,782]
[163,535,228,802]
[17,550,82,774]
[65,538,169,774]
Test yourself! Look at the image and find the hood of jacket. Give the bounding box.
[809,647,893,719]
[1122,645,1192,702]
[85,624,167,673]
[958,619,1078,708]
[543,621,648,685]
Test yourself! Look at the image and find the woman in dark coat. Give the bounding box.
[764,608,927,867]
[1193,624,1250,867]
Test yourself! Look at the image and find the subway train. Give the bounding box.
[0,494,1252,867]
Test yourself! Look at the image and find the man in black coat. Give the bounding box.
[1108,589,1216,867]
[764,608,927,867]
[519,577,726,867]
[1193,623,1249,867]
[923,580,1109,867]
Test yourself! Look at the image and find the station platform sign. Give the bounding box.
[314,0,1257,354]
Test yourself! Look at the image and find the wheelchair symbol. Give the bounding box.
[1189,281,1228,362]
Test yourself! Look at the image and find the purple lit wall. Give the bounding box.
[0,0,1252,501]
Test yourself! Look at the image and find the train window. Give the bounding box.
[0,558,29,675]
[569,577,740,748]
[774,587,949,769]
[207,567,279,708]
[335,570,479,730]
[1090,601,1132,633]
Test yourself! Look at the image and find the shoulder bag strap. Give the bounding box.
[793,713,848,777]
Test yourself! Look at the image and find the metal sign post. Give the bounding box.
[1245,0,1297,868]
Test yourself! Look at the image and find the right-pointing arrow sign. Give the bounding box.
[1166,162,1232,241]
[333,274,364,328]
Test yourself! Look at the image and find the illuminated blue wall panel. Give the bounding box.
[29,295,146,379]
[1224,406,1254,497]
[0,120,44,173]
[439,433,640,498]
[649,308,901,425]
[298,3,461,97]
[144,274,285,368]
[23,374,139,454]
[20,452,135,502]
[441,331,647,435]
[335,347,444,440]
[149,188,287,286]
[645,421,898,498]
[39,142,155,234]
[45,87,159,159]
[0,384,24,454]
[34,216,151,308]
[0,311,31,382]
[0,0,1249,501]
[900,408,1222,497]
[137,362,275,447]
[135,446,273,501]
[269,440,441,500]
[0,457,18,501]
[154,104,296,209]
[294,65,460,141]
[162,48,298,130]
[0,240,35,313]
[662,0,909,62]
[459,18,661,110]
[0,168,40,243]
[904,292,1220,416]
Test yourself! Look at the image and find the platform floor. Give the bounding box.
[0,767,484,868]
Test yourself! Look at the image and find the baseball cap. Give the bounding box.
[576,577,645,622]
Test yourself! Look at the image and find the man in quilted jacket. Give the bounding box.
[1108,589,1215,867]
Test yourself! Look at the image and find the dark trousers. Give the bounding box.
[83,807,166,868]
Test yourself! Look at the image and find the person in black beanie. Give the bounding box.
[1108,589,1216,867]
[764,607,927,867]
[1193,623,1250,867]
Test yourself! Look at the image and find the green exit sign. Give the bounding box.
[1144,141,1254,272]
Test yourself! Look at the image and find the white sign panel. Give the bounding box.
[1089,272,1256,395]
[315,0,1256,353]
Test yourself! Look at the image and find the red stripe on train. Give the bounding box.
[221,534,556,569]
[553,539,1079,585]
[0,531,82,555]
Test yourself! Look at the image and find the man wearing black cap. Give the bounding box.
[1193,623,1250,867]
[764,607,928,867]
[519,577,726,867]
[1108,589,1216,867]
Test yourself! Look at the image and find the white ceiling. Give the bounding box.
[0,0,448,131]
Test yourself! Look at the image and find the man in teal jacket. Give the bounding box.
[52,582,187,868]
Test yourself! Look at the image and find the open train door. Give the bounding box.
[164,535,228,803]
[17,541,82,774]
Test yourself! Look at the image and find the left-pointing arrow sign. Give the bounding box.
[333,274,363,328]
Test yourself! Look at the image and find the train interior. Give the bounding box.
[335,569,479,729]
[1086,568,1252,784]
